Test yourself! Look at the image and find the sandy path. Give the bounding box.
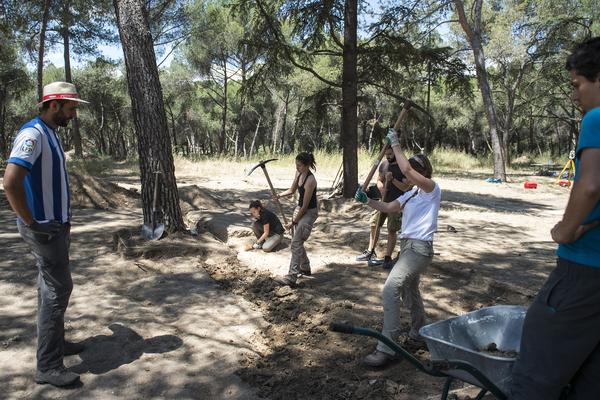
[0,208,264,399]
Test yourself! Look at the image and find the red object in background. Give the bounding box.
[559,180,571,187]
[524,181,538,189]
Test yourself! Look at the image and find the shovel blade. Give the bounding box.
[142,223,165,240]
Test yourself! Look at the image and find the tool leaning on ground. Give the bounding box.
[141,171,165,240]
[246,159,289,227]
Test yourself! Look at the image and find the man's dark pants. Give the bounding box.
[17,222,72,372]
[510,257,600,400]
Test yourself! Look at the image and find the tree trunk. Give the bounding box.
[528,112,534,153]
[249,116,261,158]
[290,100,302,152]
[279,90,290,153]
[272,103,282,153]
[114,0,185,232]
[341,0,358,198]
[61,2,83,158]
[166,103,178,154]
[367,113,377,152]
[37,0,51,102]
[453,0,506,181]
[218,62,228,154]
[236,64,248,156]
[98,101,107,154]
[425,60,433,153]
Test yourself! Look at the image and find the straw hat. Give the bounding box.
[37,81,89,108]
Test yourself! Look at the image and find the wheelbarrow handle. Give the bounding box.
[329,323,355,334]
[329,322,436,376]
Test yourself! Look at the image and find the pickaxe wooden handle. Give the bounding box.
[260,165,289,226]
[361,100,413,191]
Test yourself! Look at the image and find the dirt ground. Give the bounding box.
[0,162,570,399]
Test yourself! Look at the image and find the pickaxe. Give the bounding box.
[246,159,288,226]
[361,100,413,191]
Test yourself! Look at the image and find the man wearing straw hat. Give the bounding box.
[3,82,89,387]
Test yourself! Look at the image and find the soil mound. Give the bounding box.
[113,228,207,260]
[178,185,221,214]
[70,172,141,209]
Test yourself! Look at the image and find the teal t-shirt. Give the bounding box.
[557,106,600,267]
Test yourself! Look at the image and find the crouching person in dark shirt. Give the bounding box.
[249,200,285,252]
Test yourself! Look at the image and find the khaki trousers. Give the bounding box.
[377,238,433,354]
[288,207,318,276]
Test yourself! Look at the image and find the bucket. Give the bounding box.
[524,181,538,189]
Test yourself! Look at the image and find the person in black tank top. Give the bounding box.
[298,171,318,209]
[272,152,318,286]
[356,147,412,269]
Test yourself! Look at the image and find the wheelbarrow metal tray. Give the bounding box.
[419,305,526,395]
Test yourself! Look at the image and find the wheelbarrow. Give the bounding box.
[330,305,527,400]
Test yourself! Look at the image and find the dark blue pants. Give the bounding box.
[18,222,72,372]
[510,258,600,400]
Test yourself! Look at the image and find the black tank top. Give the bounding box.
[384,161,406,202]
[298,172,318,209]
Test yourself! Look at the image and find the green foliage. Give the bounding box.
[2,0,597,166]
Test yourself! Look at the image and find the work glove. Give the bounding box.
[386,128,400,147]
[28,221,63,240]
[252,242,263,250]
[354,187,368,204]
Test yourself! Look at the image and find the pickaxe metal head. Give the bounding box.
[246,158,278,176]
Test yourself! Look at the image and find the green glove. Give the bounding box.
[386,129,400,147]
[354,187,368,204]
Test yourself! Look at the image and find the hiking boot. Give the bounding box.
[356,249,376,262]
[64,340,85,356]
[382,256,395,270]
[367,257,384,267]
[274,275,297,286]
[298,268,311,277]
[35,365,80,387]
[363,350,398,368]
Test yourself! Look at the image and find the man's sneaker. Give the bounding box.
[274,275,297,286]
[382,256,395,270]
[356,249,376,262]
[35,365,80,387]
[367,257,384,267]
[64,340,85,356]
[362,350,399,368]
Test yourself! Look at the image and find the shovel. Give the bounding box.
[142,171,165,240]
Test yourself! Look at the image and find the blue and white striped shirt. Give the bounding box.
[7,117,71,223]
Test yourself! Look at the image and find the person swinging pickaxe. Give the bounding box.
[246,159,289,227]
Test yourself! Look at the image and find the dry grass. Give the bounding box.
[71,148,526,184]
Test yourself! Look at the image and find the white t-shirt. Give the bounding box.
[396,183,441,241]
